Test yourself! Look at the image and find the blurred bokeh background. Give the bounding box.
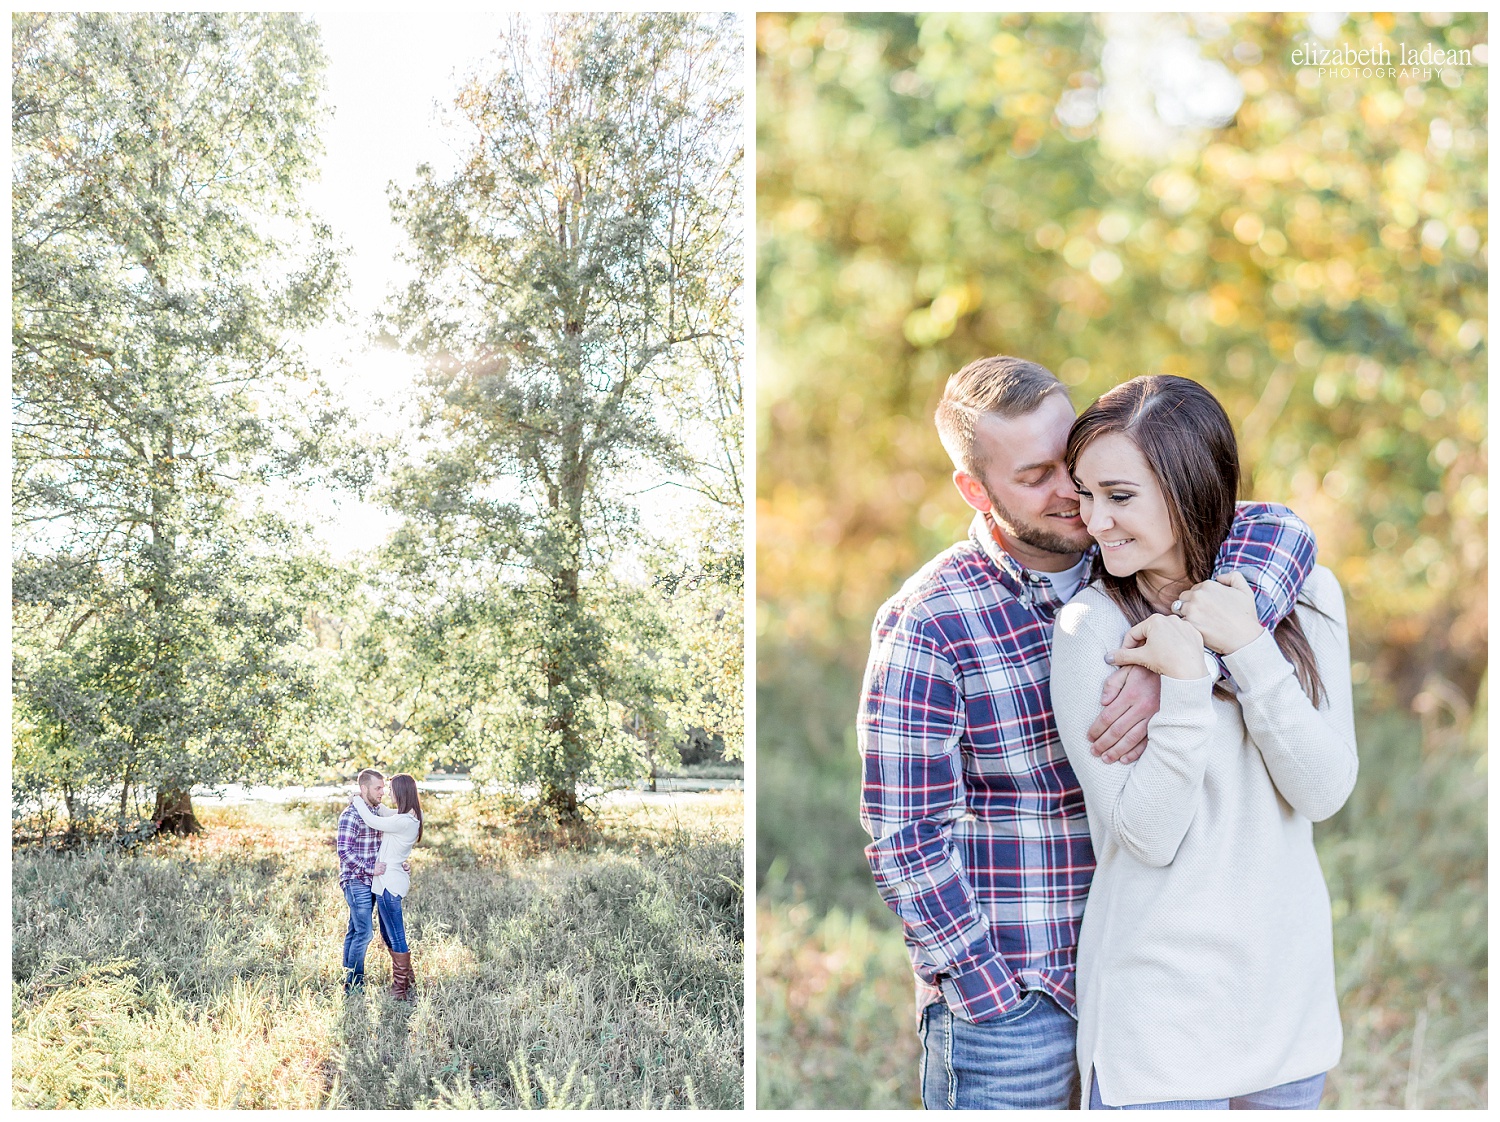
[755,12,1486,1109]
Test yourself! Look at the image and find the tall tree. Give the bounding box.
[12,12,346,832]
[386,13,742,818]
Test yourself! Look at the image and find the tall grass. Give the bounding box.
[13,793,744,1109]
[756,899,920,1109]
[754,654,1487,1109]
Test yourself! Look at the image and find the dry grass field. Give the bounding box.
[13,792,744,1109]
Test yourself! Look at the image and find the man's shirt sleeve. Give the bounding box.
[857,603,1024,1022]
[335,810,375,879]
[1218,501,1318,628]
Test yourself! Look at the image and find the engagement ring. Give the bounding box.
[1171,599,1183,614]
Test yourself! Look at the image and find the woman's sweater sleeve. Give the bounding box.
[1052,590,1219,868]
[350,799,413,834]
[1222,567,1358,822]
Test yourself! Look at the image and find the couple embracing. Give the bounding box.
[859,357,1357,1109]
[336,768,425,1000]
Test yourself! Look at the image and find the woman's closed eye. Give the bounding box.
[1073,485,1134,503]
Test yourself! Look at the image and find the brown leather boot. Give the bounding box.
[390,951,414,1001]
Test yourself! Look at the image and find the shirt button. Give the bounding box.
[1029,573,1041,583]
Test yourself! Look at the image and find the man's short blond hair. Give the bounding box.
[357,768,385,788]
[935,356,1068,477]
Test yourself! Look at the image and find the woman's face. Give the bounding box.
[1072,432,1186,584]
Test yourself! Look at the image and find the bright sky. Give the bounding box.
[291,12,509,557]
[291,12,720,563]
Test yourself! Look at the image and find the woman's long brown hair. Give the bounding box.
[1064,375,1324,707]
[390,773,423,843]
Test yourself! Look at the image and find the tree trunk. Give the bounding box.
[541,782,579,820]
[153,788,202,835]
[539,537,587,822]
[62,783,78,839]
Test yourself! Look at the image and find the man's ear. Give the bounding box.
[953,469,992,514]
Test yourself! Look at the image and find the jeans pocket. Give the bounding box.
[919,1002,958,1110]
[973,989,1044,1027]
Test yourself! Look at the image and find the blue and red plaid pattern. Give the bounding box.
[858,503,1315,1024]
[336,802,381,888]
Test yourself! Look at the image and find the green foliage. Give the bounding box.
[757,12,1486,703]
[12,12,352,825]
[303,567,510,780]
[757,15,1485,1106]
[11,12,744,829]
[14,542,348,825]
[318,526,744,786]
[12,795,745,1109]
[644,517,746,763]
[756,902,921,1110]
[755,659,873,917]
[382,14,743,816]
[1315,682,1488,1108]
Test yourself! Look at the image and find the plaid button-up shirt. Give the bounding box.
[858,503,1315,1024]
[336,802,381,888]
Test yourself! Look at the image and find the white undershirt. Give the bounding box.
[1038,554,1093,603]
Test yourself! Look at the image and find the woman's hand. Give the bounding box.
[1107,612,1209,681]
[1172,571,1263,655]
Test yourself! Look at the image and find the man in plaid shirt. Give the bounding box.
[858,357,1315,1109]
[337,768,407,992]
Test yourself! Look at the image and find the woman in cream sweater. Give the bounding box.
[349,773,424,1000]
[1050,376,1357,1109]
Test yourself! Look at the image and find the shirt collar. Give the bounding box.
[967,511,1096,608]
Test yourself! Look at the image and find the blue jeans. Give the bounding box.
[919,993,1078,1109]
[376,890,408,953]
[1090,1070,1327,1110]
[342,880,384,988]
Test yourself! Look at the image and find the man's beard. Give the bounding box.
[985,487,1091,556]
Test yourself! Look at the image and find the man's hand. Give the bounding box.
[373,861,387,876]
[1172,571,1264,655]
[1088,662,1161,764]
[401,861,411,873]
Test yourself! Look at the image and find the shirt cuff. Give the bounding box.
[1158,660,1216,700]
[938,954,1025,1023]
[1222,628,1295,693]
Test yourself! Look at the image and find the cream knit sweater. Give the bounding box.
[350,799,420,899]
[1051,565,1357,1108]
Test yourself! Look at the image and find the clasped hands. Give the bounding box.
[1088,572,1262,765]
